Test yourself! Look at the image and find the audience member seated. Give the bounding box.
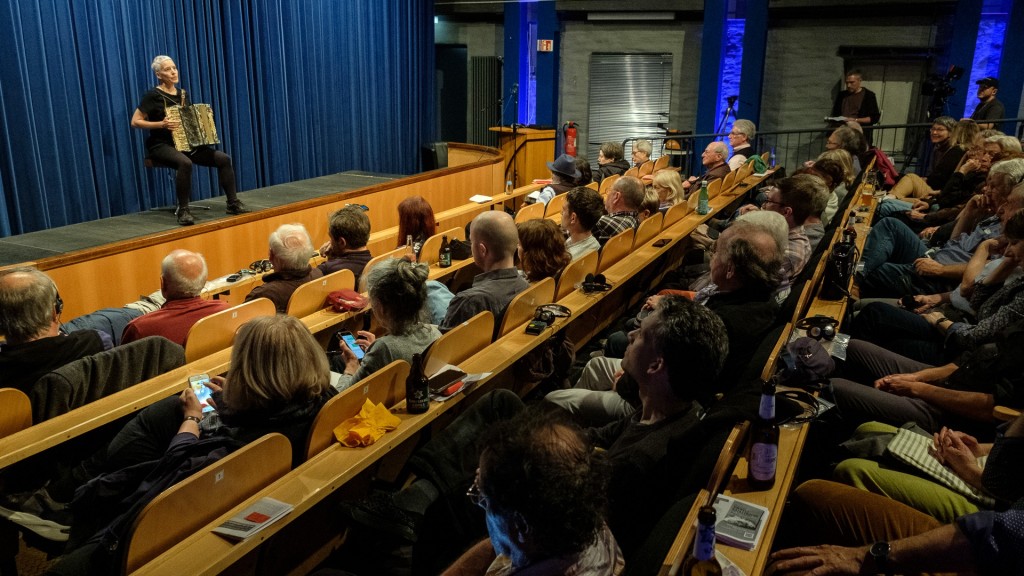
[548,216,784,425]
[813,149,855,224]
[516,219,572,283]
[574,156,593,187]
[632,139,652,167]
[857,164,1024,297]
[788,170,832,250]
[441,410,623,576]
[593,176,643,245]
[120,249,228,346]
[245,223,323,313]
[439,211,528,338]
[890,117,966,199]
[638,188,661,222]
[30,315,336,571]
[738,175,816,301]
[396,195,437,259]
[593,141,630,183]
[682,142,731,192]
[727,119,757,171]
[768,411,1024,575]
[561,186,604,260]
[828,321,1024,438]
[827,125,868,174]
[348,296,731,567]
[0,267,112,395]
[536,153,581,205]
[652,170,686,212]
[317,205,373,286]
[332,258,439,391]
[851,208,1024,365]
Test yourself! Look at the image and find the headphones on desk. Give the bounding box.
[581,273,611,293]
[533,304,571,326]
[796,315,839,341]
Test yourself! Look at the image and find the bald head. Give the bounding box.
[0,267,60,343]
[161,249,209,299]
[470,211,519,271]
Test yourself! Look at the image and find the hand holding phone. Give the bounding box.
[331,330,365,361]
[188,374,216,414]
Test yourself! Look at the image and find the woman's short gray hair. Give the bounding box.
[732,119,756,141]
[151,55,173,73]
[269,224,314,271]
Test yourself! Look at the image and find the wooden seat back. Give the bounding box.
[304,360,410,460]
[0,388,32,439]
[362,246,411,281]
[652,155,669,172]
[556,250,598,301]
[498,277,555,338]
[286,269,355,318]
[662,201,690,228]
[514,201,545,223]
[722,170,737,191]
[634,213,663,248]
[760,150,770,162]
[707,178,723,199]
[419,227,463,266]
[124,433,292,573]
[598,228,635,273]
[624,166,639,179]
[545,192,568,219]
[184,298,276,362]
[599,174,620,196]
[585,181,599,191]
[638,160,654,177]
[423,311,494,377]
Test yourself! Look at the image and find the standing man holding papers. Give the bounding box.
[829,70,881,146]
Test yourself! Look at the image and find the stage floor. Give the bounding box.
[0,171,401,267]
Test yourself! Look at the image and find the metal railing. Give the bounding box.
[621,118,1024,177]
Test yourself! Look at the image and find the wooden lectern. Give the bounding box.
[489,127,556,188]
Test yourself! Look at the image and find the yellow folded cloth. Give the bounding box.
[333,399,401,447]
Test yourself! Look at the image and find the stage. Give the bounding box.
[0,171,402,267]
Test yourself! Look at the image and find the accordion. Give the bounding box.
[166,103,220,152]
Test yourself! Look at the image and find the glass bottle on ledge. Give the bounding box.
[683,505,722,575]
[439,235,452,268]
[406,234,416,261]
[749,379,779,490]
[405,353,429,414]
[696,181,710,215]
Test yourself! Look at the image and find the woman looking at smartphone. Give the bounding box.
[332,258,440,390]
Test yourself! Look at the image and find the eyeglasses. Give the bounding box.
[466,476,488,509]
[762,198,787,209]
[345,203,370,211]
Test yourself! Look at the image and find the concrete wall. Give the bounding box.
[435,21,503,143]
[559,20,703,162]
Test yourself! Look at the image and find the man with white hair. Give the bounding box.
[682,141,731,192]
[121,250,229,346]
[246,223,322,312]
[727,119,757,171]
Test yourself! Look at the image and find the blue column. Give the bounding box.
[502,2,559,127]
[739,0,769,127]
[946,0,983,117]
[695,1,727,137]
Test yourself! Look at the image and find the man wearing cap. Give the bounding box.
[966,77,1004,130]
[536,153,580,205]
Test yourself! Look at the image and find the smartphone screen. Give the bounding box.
[339,331,365,360]
[188,374,216,414]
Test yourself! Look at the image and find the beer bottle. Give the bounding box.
[406,353,429,414]
[749,380,779,490]
[406,234,416,261]
[696,181,710,215]
[439,235,452,268]
[682,505,722,575]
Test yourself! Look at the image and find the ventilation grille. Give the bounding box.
[471,56,501,147]
[587,53,673,160]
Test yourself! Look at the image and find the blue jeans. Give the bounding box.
[873,198,913,222]
[858,218,929,297]
[849,302,946,365]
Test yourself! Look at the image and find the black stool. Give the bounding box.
[144,157,211,214]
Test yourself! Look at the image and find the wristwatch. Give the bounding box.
[869,541,891,575]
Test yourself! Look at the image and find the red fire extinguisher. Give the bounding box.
[563,121,578,157]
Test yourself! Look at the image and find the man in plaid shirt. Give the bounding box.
[593,176,643,245]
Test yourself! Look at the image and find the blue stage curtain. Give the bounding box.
[0,0,435,237]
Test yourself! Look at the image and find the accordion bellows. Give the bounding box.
[166,103,220,152]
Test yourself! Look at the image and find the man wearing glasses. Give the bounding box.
[741,175,817,301]
[727,119,757,171]
[682,141,731,192]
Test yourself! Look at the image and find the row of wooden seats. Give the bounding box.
[658,166,878,575]
[129,166,778,574]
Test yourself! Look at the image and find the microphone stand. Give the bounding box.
[716,95,738,139]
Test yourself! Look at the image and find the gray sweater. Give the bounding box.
[334,323,441,391]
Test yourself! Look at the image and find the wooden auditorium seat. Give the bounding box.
[497,277,556,339]
[662,201,690,228]
[652,155,669,172]
[184,297,276,362]
[555,250,598,301]
[633,212,663,248]
[599,174,620,196]
[706,177,723,199]
[514,200,545,223]
[544,192,567,218]
[419,227,463,266]
[597,228,635,274]
[722,169,736,191]
[285,268,355,318]
[423,311,494,377]
[362,246,412,278]
[0,388,32,439]
[638,160,655,178]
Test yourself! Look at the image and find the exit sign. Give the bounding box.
[537,39,553,52]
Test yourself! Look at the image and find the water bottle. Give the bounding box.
[696,181,710,215]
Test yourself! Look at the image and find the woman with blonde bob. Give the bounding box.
[651,170,686,211]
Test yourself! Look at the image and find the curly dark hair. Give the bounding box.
[479,409,608,559]
[517,219,572,282]
[565,186,605,231]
